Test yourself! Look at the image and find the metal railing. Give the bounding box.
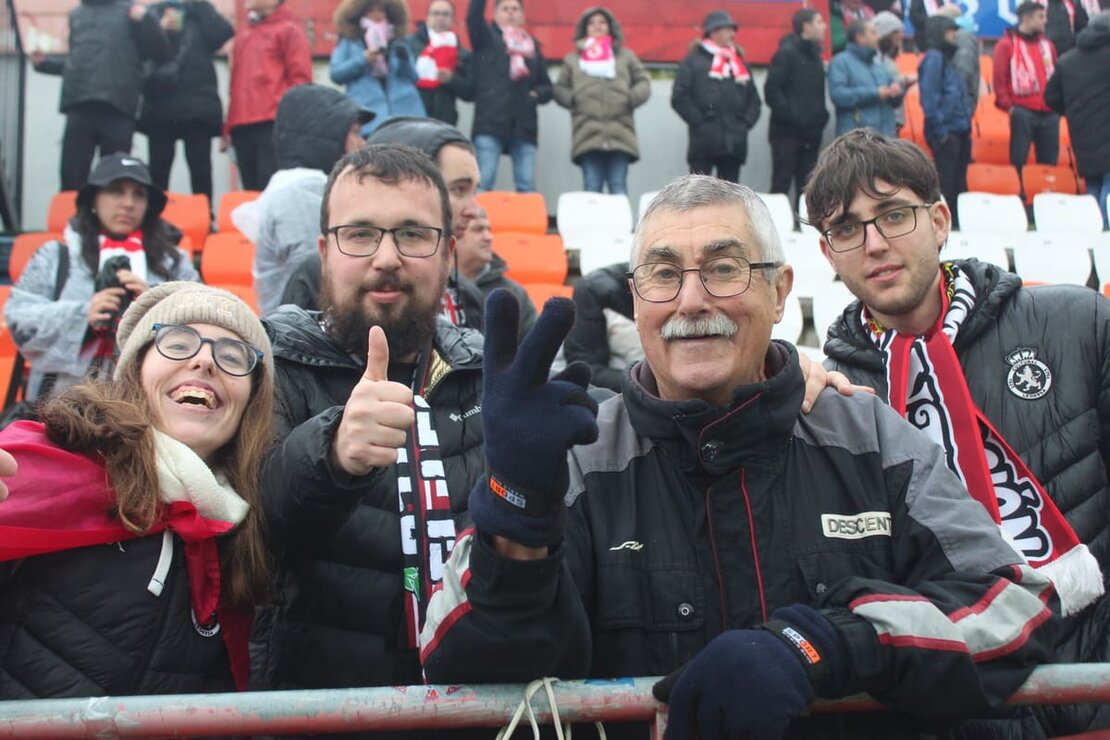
[1,664,1109,738]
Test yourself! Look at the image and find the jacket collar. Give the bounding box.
[847,42,878,62]
[621,341,803,475]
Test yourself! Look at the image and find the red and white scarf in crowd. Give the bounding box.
[100,229,148,281]
[579,34,617,79]
[1033,0,1079,28]
[1079,0,1101,19]
[1011,31,1055,97]
[866,264,1103,616]
[498,24,536,80]
[702,40,751,82]
[416,29,460,89]
[362,18,395,78]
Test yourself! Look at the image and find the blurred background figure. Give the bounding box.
[935,4,982,108]
[554,6,651,195]
[829,18,903,136]
[30,0,169,190]
[874,11,915,133]
[331,0,426,136]
[4,155,198,401]
[404,0,475,126]
[139,0,234,213]
[910,0,960,49]
[672,10,762,183]
[454,206,536,334]
[0,282,274,700]
[223,0,312,190]
[468,0,553,192]
[920,15,973,227]
[563,261,638,393]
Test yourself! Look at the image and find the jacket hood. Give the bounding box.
[924,15,959,54]
[274,84,369,172]
[1077,13,1110,50]
[334,0,409,40]
[573,7,624,48]
[847,42,878,61]
[780,32,822,56]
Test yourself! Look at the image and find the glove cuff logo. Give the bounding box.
[490,475,528,510]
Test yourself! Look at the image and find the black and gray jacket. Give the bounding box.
[422,342,1058,738]
[671,42,763,163]
[823,258,1110,734]
[251,306,485,704]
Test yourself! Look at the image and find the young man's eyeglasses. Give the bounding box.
[627,256,782,303]
[821,204,933,253]
[150,324,264,377]
[328,224,444,258]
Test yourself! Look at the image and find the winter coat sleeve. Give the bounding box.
[444,46,476,102]
[330,38,370,85]
[253,183,327,316]
[391,40,419,82]
[467,0,492,51]
[3,243,94,379]
[33,54,66,76]
[191,1,234,51]
[764,46,797,127]
[1044,66,1064,115]
[993,37,1015,111]
[918,52,949,137]
[626,50,651,108]
[670,55,702,126]
[742,72,763,129]
[810,395,1058,714]
[564,279,624,392]
[553,54,576,110]
[131,6,172,65]
[281,22,313,87]
[828,55,881,108]
[530,51,554,104]
[1094,295,1110,478]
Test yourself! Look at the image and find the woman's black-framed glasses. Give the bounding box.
[151,324,263,377]
[821,204,933,253]
[627,256,782,303]
[328,224,444,258]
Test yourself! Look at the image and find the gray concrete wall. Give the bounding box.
[21,60,835,231]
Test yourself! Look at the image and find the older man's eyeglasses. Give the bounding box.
[821,204,933,253]
[628,256,782,303]
[328,224,444,258]
[151,324,263,377]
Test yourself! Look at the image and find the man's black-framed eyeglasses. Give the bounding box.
[150,323,264,377]
[821,203,934,253]
[327,224,444,258]
[627,256,783,303]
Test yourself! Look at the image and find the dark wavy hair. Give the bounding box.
[74,199,183,280]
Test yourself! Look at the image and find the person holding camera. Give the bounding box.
[4,155,198,402]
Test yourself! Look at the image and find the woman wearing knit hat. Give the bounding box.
[4,154,199,402]
[0,282,274,699]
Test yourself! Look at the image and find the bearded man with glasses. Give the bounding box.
[810,128,1110,737]
[419,173,1057,739]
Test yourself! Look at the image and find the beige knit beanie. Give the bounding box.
[114,282,273,379]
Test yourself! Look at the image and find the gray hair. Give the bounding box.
[632,175,785,274]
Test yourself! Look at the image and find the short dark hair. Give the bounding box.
[846,18,871,43]
[793,8,820,35]
[1016,1,1043,17]
[804,129,941,230]
[319,144,453,240]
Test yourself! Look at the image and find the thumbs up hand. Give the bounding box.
[331,325,416,476]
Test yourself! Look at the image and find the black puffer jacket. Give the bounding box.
[1045,19,1110,179]
[252,307,485,701]
[823,259,1110,733]
[764,33,830,142]
[138,0,233,135]
[37,0,170,117]
[1044,0,1088,54]
[466,0,553,145]
[1,533,234,698]
[671,42,763,162]
[403,22,476,126]
[564,262,633,393]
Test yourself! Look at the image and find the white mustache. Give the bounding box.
[660,314,738,341]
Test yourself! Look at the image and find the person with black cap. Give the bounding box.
[671,10,762,183]
[919,14,973,226]
[4,154,198,401]
[232,83,373,315]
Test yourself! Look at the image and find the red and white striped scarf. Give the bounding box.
[99,229,147,281]
[1033,0,1078,28]
[867,263,1103,616]
[702,40,751,82]
[1010,32,1055,97]
[498,24,536,81]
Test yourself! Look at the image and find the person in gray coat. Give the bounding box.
[554,6,651,194]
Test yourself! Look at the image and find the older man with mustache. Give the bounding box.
[420,174,1058,740]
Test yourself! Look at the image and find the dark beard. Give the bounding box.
[320,276,439,362]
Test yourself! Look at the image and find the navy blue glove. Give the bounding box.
[652,605,849,740]
[468,290,599,548]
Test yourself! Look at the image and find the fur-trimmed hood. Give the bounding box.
[572,6,624,49]
[334,0,410,41]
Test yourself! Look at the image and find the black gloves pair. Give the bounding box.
[468,290,599,548]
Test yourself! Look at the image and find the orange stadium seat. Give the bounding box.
[218,284,261,316]
[161,193,211,252]
[217,190,261,233]
[978,54,993,93]
[46,191,77,233]
[476,191,548,234]
[971,135,1011,166]
[896,52,921,77]
[1021,165,1079,204]
[967,163,1022,196]
[200,233,255,286]
[524,282,573,310]
[8,232,60,283]
[494,232,567,285]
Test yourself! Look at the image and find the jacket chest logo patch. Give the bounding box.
[191,609,221,638]
[1005,348,1052,400]
[820,511,892,540]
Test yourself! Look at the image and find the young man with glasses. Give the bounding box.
[810,128,1110,735]
[420,173,1058,739]
[250,144,487,708]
